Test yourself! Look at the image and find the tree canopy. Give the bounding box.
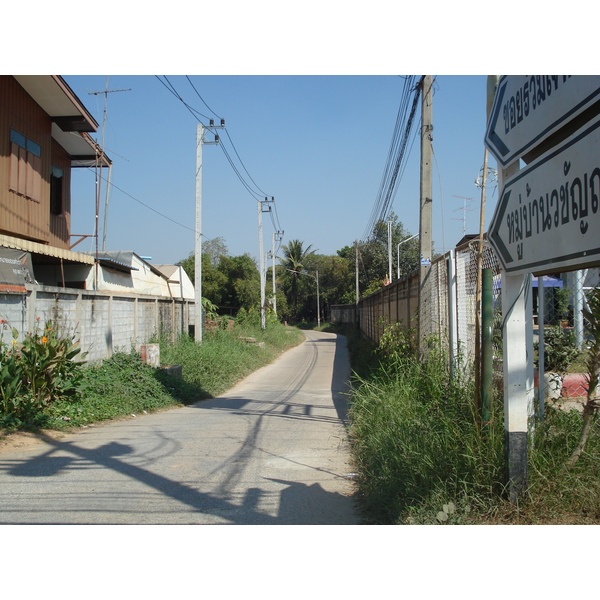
[178,218,420,324]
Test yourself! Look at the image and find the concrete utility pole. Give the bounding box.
[195,120,223,343]
[355,240,359,305]
[270,230,283,316]
[316,270,320,327]
[258,197,274,330]
[387,220,393,282]
[418,75,433,352]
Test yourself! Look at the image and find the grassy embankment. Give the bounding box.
[0,320,304,433]
[327,322,600,525]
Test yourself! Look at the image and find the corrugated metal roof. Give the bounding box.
[0,234,95,265]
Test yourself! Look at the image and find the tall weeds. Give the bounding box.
[158,318,304,398]
[348,326,504,524]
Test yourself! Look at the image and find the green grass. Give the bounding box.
[0,321,304,433]
[336,322,600,525]
[159,322,304,398]
[348,346,504,524]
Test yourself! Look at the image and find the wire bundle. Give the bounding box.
[362,75,421,241]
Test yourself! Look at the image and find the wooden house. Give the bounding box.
[0,75,111,289]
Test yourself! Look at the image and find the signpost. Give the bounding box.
[489,112,600,275]
[485,75,600,167]
[485,75,600,502]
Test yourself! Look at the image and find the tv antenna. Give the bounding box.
[452,195,474,236]
[88,77,131,251]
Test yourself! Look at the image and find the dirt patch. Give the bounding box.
[0,430,62,454]
[0,407,183,455]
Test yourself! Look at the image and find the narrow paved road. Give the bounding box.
[0,330,359,524]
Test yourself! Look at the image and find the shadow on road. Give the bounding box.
[0,332,358,524]
[1,434,355,524]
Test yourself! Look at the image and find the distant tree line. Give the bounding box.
[177,212,421,325]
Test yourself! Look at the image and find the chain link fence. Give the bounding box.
[332,237,600,409]
[537,267,600,404]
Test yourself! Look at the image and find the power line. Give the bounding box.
[157,75,279,219]
[362,75,421,241]
[156,76,212,122]
[86,166,195,233]
[186,75,221,120]
[157,75,272,199]
[186,72,272,198]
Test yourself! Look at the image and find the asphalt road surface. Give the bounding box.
[0,330,360,524]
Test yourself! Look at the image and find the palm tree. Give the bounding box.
[281,239,316,316]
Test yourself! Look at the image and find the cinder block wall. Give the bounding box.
[0,284,195,363]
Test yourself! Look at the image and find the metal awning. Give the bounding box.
[0,234,95,265]
[83,251,140,274]
[493,273,564,291]
[531,275,564,288]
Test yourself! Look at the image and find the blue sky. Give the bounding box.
[65,74,496,265]
[8,0,595,584]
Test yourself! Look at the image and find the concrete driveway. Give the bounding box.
[0,330,360,524]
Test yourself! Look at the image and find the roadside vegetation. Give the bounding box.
[330,321,600,525]
[0,312,303,434]
[177,214,420,327]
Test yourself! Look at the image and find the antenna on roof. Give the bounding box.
[88,78,131,254]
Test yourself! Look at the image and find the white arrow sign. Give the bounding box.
[488,113,600,275]
[485,75,600,166]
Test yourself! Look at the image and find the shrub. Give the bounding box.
[535,325,580,373]
[0,318,85,425]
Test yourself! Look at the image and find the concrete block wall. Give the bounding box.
[0,284,195,363]
[0,293,27,338]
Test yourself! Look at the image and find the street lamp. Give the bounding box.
[397,233,419,280]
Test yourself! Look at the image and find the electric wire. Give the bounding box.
[185,75,222,120]
[158,75,274,200]
[362,75,420,241]
[363,76,417,237]
[157,75,281,235]
[222,128,272,199]
[86,166,196,233]
[184,76,273,199]
[375,77,420,231]
[156,76,212,123]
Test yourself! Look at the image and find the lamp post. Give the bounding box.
[397,233,419,279]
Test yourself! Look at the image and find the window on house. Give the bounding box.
[9,129,42,202]
[50,165,64,215]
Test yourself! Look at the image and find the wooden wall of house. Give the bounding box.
[0,76,71,249]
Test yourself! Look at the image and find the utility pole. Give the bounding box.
[258,197,274,330]
[316,270,320,327]
[195,119,224,343]
[418,75,433,353]
[271,230,283,316]
[474,77,499,420]
[355,240,359,305]
[387,219,393,282]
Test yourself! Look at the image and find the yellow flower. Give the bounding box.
[41,336,48,344]
[11,339,17,346]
